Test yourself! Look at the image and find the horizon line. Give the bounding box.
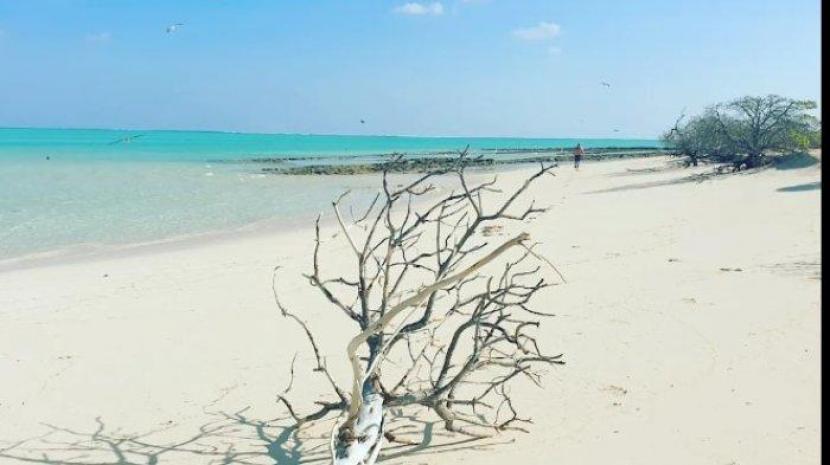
[0,125,659,141]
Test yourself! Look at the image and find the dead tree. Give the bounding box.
[273,151,565,465]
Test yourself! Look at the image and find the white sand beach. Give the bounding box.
[0,156,821,465]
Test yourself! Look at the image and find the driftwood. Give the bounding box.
[273,150,565,464]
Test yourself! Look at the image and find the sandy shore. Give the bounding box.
[0,155,821,464]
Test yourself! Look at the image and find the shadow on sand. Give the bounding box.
[777,181,821,192]
[586,171,715,194]
[589,151,822,195]
[0,407,511,465]
[603,160,687,178]
[773,152,820,170]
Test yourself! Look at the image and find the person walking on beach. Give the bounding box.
[573,143,585,170]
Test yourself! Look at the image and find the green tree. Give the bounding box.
[661,111,735,166]
[664,95,820,170]
[712,95,819,168]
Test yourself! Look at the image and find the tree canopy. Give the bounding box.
[662,95,820,169]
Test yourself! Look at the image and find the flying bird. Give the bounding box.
[600,81,611,88]
[360,119,365,124]
[613,129,620,133]
[166,23,184,33]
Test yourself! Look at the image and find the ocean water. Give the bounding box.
[0,128,660,262]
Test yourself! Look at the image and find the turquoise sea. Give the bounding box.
[0,128,660,262]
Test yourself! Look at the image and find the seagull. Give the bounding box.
[613,129,620,133]
[600,81,611,88]
[166,23,184,33]
[109,134,144,145]
[360,119,365,124]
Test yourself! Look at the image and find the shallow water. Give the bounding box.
[0,128,659,261]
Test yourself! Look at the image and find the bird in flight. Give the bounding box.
[166,23,184,33]
[613,129,620,133]
[109,134,144,145]
[360,119,365,124]
[600,81,611,88]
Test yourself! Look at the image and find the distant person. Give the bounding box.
[573,143,585,170]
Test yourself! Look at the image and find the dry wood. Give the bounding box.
[272,150,566,464]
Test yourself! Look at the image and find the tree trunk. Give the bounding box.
[332,387,385,465]
[745,152,765,169]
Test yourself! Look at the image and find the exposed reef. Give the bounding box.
[261,149,668,175]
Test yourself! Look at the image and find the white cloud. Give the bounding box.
[85,32,112,43]
[394,2,444,16]
[513,22,561,41]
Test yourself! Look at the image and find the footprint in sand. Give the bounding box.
[602,385,628,407]
[602,385,629,397]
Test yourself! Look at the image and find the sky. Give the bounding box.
[0,0,821,138]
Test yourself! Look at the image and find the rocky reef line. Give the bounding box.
[261,149,668,175]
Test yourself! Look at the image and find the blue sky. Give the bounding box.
[0,0,821,138]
